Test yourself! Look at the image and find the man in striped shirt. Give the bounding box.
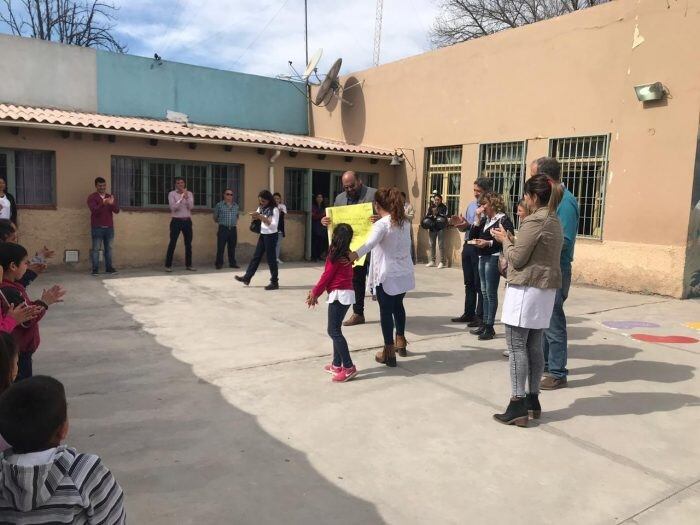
[0,376,125,524]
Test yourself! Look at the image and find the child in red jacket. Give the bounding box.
[306,223,358,382]
[0,243,65,381]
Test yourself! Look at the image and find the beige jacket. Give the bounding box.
[502,206,563,289]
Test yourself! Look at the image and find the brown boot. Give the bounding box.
[343,313,365,327]
[375,344,397,367]
[395,335,408,357]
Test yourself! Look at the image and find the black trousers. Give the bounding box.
[461,243,483,319]
[16,351,33,382]
[244,233,279,283]
[216,225,238,267]
[165,218,193,268]
[352,254,370,316]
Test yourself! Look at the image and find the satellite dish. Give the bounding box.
[302,48,323,81]
[314,58,342,106]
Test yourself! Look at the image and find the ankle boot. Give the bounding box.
[478,325,495,340]
[395,335,408,357]
[525,393,541,419]
[375,344,397,367]
[493,398,529,427]
[470,325,486,335]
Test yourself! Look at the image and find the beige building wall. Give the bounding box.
[310,0,700,298]
[0,127,395,269]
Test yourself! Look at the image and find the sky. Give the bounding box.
[105,0,441,78]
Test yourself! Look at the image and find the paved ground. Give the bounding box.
[33,263,700,524]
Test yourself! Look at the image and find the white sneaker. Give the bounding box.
[277,259,284,264]
[425,262,435,268]
[437,262,445,269]
[502,350,510,358]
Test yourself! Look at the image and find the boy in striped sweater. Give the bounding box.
[0,376,125,524]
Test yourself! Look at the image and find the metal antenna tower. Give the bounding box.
[373,0,383,67]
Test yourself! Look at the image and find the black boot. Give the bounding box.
[265,282,279,291]
[525,393,541,419]
[493,398,529,427]
[467,317,483,328]
[451,314,472,323]
[470,325,486,335]
[235,275,250,286]
[478,325,495,340]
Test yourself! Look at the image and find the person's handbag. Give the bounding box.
[249,218,261,234]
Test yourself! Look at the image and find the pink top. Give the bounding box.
[168,190,194,218]
[312,257,354,299]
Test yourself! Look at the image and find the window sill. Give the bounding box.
[17,204,57,211]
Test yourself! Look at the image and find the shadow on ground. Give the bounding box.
[40,279,385,525]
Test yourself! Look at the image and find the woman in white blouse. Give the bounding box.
[235,190,280,290]
[350,187,415,367]
[491,174,564,427]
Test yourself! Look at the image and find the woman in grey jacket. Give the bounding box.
[491,174,564,427]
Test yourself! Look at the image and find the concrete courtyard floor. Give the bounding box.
[34,263,699,524]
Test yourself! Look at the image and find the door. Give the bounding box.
[303,169,312,260]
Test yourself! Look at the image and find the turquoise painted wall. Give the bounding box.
[96,51,308,135]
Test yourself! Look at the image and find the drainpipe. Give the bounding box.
[269,149,282,192]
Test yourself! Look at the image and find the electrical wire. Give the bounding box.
[231,0,292,68]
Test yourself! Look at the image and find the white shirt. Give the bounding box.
[356,216,415,296]
[501,285,556,329]
[7,447,58,466]
[0,195,11,220]
[328,290,356,305]
[258,206,280,235]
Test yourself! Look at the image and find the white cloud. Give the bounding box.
[114,0,440,77]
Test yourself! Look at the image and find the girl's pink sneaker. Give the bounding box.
[332,366,358,383]
[324,363,342,375]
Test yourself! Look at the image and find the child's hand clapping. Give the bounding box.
[41,285,66,306]
[7,303,42,324]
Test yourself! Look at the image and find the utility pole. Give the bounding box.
[304,0,309,66]
[373,0,383,67]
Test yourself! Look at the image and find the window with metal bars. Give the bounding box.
[426,146,462,216]
[284,168,306,211]
[478,141,526,226]
[549,135,609,238]
[0,149,55,205]
[111,157,243,210]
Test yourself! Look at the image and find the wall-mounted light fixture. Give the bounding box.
[634,82,666,102]
[390,154,403,166]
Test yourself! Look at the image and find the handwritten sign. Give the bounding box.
[326,202,374,266]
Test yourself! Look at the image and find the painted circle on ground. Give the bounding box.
[631,334,699,344]
[603,321,660,329]
[684,322,700,331]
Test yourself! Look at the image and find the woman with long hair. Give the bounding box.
[468,192,515,340]
[350,187,414,366]
[491,174,564,426]
[235,190,280,290]
[0,178,17,227]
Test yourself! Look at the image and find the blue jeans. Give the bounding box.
[478,255,501,326]
[543,265,572,379]
[275,232,284,260]
[328,301,353,368]
[91,227,115,272]
[376,284,406,345]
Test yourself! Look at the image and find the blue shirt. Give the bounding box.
[463,200,478,239]
[557,187,580,268]
[213,201,240,227]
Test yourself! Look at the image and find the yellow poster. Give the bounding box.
[326,202,374,266]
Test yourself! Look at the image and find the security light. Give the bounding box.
[390,155,403,166]
[634,82,666,102]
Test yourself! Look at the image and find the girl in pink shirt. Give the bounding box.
[306,224,358,382]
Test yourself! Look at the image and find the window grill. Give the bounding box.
[549,135,609,239]
[478,141,526,226]
[426,146,462,216]
[111,157,243,209]
[0,149,56,206]
[285,168,306,211]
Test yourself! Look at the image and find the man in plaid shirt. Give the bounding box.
[213,188,240,269]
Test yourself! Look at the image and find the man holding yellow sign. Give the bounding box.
[321,171,377,326]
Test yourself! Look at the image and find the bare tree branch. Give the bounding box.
[0,0,126,52]
[431,0,611,47]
